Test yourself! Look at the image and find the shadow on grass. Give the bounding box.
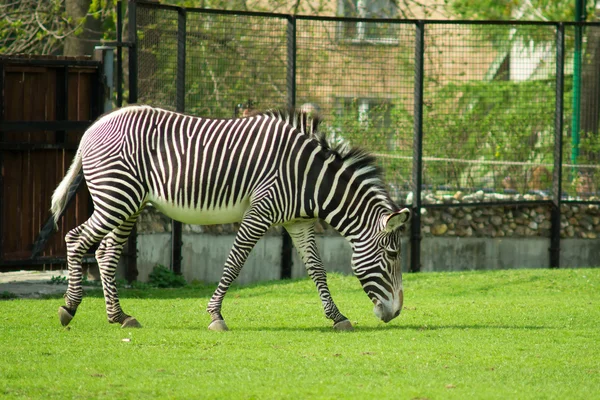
[435,273,550,297]
[234,323,549,332]
[34,278,318,301]
[160,322,549,333]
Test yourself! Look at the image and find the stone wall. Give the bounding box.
[418,191,600,239]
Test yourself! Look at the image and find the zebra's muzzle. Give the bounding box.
[372,291,403,323]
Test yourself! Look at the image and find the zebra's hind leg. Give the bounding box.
[284,221,353,331]
[59,214,115,327]
[95,210,143,328]
[58,225,85,326]
[206,207,272,331]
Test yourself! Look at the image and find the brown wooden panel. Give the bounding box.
[2,151,21,257]
[66,71,92,146]
[29,70,53,144]
[67,73,78,146]
[31,150,45,251]
[1,60,98,265]
[5,66,48,73]
[4,72,24,125]
[47,151,66,257]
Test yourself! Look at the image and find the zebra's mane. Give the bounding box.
[253,108,393,206]
[249,107,323,139]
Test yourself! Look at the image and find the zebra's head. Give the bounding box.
[352,208,411,323]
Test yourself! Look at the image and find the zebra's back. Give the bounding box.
[80,105,303,225]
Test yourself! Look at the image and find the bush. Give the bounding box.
[148,265,187,288]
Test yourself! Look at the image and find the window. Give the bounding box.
[337,0,400,44]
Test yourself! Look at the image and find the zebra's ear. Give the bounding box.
[384,208,411,232]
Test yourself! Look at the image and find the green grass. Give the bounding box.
[1,268,599,399]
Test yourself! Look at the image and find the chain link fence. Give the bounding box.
[135,3,600,206]
[130,1,600,271]
[296,18,415,202]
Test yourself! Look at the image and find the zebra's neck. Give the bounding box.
[308,152,395,242]
[321,194,392,243]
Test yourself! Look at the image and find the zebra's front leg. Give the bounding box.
[284,222,353,331]
[96,234,141,328]
[207,208,271,331]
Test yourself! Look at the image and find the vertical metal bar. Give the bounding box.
[89,59,101,120]
[128,0,138,105]
[171,8,186,275]
[116,0,123,107]
[410,21,425,273]
[286,16,296,109]
[0,62,4,262]
[94,47,114,113]
[281,16,297,280]
[176,9,186,112]
[125,0,138,282]
[550,23,565,269]
[571,1,585,173]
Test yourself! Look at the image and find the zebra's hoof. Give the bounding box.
[208,319,229,331]
[58,306,74,327]
[121,317,142,328]
[333,319,354,331]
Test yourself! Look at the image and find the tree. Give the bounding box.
[0,0,115,56]
[447,0,586,20]
[63,0,104,56]
[448,0,600,135]
[0,0,67,54]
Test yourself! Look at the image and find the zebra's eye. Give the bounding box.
[384,248,398,259]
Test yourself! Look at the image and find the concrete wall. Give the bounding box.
[420,237,549,271]
[136,233,281,285]
[133,233,600,285]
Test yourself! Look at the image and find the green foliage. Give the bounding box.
[422,79,556,190]
[48,275,68,285]
[328,99,413,188]
[448,0,596,21]
[327,78,560,192]
[0,270,599,398]
[447,0,597,52]
[48,274,102,287]
[148,264,187,288]
[0,291,17,300]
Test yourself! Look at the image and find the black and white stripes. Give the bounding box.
[52,105,410,330]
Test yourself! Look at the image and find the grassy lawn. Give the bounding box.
[1,268,599,399]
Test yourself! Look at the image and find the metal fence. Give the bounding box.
[127,0,600,273]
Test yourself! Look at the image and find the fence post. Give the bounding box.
[550,23,565,269]
[116,0,124,107]
[410,20,425,273]
[281,15,296,280]
[128,0,138,105]
[0,62,4,262]
[171,7,187,275]
[571,1,585,173]
[94,47,114,113]
[125,0,138,282]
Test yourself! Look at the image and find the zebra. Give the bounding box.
[51,105,411,331]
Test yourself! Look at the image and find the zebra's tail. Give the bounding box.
[51,151,83,229]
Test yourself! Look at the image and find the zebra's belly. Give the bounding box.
[148,196,250,225]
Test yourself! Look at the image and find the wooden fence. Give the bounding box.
[0,55,103,271]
